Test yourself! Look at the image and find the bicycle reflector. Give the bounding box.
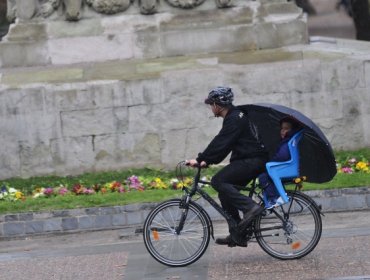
[291,241,301,250]
[152,229,159,241]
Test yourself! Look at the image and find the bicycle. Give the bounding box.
[143,161,323,267]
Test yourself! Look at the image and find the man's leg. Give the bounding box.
[211,158,266,245]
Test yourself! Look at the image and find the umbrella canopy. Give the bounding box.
[239,103,337,183]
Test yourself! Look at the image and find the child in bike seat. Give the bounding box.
[258,116,302,209]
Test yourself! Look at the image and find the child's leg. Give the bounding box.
[259,173,279,199]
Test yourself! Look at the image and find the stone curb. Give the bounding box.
[0,186,369,240]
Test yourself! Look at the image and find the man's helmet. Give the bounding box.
[204,86,234,106]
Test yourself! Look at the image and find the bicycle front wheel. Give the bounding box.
[143,199,211,267]
[255,191,322,260]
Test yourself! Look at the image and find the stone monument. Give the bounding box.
[0,0,369,179]
[1,0,307,67]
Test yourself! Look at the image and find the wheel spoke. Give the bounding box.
[255,191,322,260]
[143,199,210,267]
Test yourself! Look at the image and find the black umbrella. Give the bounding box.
[239,103,337,183]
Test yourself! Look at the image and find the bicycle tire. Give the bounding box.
[254,191,322,260]
[143,199,211,267]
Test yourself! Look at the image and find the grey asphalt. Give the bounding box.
[1,210,370,280]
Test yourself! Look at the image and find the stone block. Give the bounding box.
[160,25,257,57]
[124,203,141,212]
[92,132,161,170]
[159,6,253,32]
[0,41,49,68]
[5,22,46,42]
[79,216,95,229]
[346,195,367,209]
[2,67,83,87]
[33,212,53,220]
[112,214,126,226]
[50,136,95,175]
[329,196,348,211]
[276,20,308,47]
[101,207,117,215]
[126,211,142,225]
[94,215,112,228]
[47,18,104,38]
[19,213,34,221]
[111,80,165,107]
[25,221,44,234]
[262,2,301,14]
[62,217,78,231]
[52,210,70,217]
[3,222,25,236]
[48,34,134,65]
[321,59,366,91]
[314,197,330,212]
[44,219,62,232]
[85,208,101,215]
[61,107,128,137]
[5,214,18,222]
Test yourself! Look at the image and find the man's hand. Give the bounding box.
[186,159,207,167]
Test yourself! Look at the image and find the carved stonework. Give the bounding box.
[139,0,160,15]
[6,0,239,22]
[164,0,206,9]
[39,0,83,21]
[215,0,233,8]
[85,0,132,15]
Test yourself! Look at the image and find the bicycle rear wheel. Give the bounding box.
[254,191,322,260]
[143,199,211,267]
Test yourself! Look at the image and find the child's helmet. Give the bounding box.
[205,86,234,106]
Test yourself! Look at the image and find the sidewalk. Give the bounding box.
[1,210,370,280]
[1,186,370,240]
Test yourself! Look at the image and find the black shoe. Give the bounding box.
[238,204,264,232]
[215,235,247,247]
[215,235,235,246]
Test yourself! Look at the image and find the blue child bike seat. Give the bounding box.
[265,129,304,203]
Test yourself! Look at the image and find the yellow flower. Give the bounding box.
[151,178,167,189]
[15,191,24,200]
[356,161,368,171]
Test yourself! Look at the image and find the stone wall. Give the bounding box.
[0,1,369,179]
[0,38,370,179]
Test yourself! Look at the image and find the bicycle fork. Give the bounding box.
[175,195,191,234]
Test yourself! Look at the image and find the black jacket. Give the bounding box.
[196,106,268,165]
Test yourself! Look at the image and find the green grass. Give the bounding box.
[0,190,183,214]
[0,149,369,214]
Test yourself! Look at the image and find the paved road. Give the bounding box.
[1,210,370,280]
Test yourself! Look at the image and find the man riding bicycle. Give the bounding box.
[187,86,268,246]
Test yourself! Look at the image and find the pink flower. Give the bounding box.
[43,188,54,197]
[127,175,145,191]
[58,187,69,196]
[341,167,354,174]
[83,188,95,195]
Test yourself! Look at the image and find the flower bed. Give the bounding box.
[0,155,369,203]
[0,174,210,203]
[337,157,369,174]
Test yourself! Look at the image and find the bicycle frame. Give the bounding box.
[177,165,322,239]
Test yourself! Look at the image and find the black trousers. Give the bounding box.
[211,158,267,224]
